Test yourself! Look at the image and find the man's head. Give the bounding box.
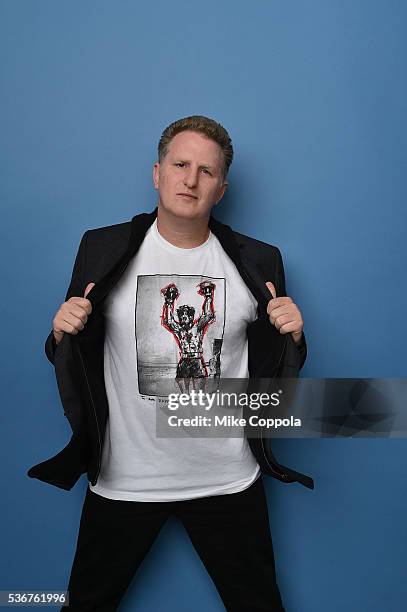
[153,115,233,221]
[158,116,233,180]
[177,305,195,330]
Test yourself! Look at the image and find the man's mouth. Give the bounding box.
[177,193,198,199]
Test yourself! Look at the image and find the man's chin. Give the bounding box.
[159,200,211,221]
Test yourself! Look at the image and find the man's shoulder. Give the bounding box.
[85,219,132,241]
[229,228,282,262]
[77,216,145,279]
[232,228,279,251]
[83,211,153,243]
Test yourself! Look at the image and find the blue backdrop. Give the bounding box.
[1,1,406,610]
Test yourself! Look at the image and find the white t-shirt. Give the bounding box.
[89,219,261,501]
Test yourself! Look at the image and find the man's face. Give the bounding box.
[180,313,194,330]
[178,306,195,330]
[153,130,228,221]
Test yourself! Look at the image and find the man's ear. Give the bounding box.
[214,181,228,205]
[153,162,160,189]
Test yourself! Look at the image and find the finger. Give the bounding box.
[267,300,294,319]
[279,321,303,335]
[64,302,89,324]
[55,322,79,336]
[84,282,95,298]
[68,296,93,315]
[269,309,302,329]
[272,313,294,330]
[57,312,86,334]
[265,281,276,299]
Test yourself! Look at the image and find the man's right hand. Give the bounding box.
[52,282,95,346]
[161,283,179,305]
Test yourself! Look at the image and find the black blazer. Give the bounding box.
[27,208,314,490]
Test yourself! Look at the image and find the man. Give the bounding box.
[28,116,313,611]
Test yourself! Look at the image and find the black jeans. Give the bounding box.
[62,476,285,612]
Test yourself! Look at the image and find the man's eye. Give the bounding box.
[201,168,211,175]
[175,163,185,168]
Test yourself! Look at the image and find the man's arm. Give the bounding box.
[45,231,89,366]
[196,281,216,332]
[161,284,181,335]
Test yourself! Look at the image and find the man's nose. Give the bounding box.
[184,166,199,189]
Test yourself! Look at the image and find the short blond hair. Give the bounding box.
[158,115,233,180]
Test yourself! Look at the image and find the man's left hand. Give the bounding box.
[265,281,304,344]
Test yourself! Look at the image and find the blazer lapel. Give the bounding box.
[208,216,269,308]
[86,209,159,310]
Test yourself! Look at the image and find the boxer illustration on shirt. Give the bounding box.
[161,281,216,380]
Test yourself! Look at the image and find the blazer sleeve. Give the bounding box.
[45,231,89,366]
[273,246,307,371]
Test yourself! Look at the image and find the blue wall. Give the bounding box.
[1,1,406,610]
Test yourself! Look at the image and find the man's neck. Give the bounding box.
[156,204,211,248]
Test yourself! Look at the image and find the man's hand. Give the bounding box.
[265,281,303,344]
[52,282,95,345]
[161,283,179,304]
[197,281,215,297]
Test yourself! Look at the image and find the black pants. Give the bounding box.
[63,476,285,612]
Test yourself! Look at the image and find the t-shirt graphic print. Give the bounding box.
[136,274,225,396]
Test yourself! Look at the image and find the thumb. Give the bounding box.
[84,282,95,299]
[265,281,276,299]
